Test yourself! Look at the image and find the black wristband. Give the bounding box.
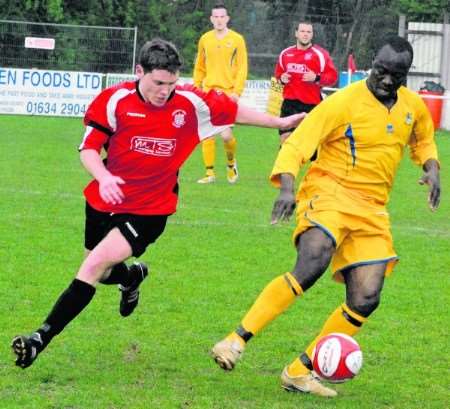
[315,74,321,83]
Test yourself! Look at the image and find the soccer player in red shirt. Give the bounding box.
[275,21,338,145]
[11,38,305,369]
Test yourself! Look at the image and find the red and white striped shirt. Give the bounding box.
[80,81,237,215]
[274,44,337,104]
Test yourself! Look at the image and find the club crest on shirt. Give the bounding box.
[387,123,394,134]
[172,109,187,128]
[131,137,176,157]
[405,112,413,125]
[305,53,312,60]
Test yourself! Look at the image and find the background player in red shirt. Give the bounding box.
[11,38,305,369]
[275,21,338,145]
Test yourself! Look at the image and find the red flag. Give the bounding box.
[347,53,357,73]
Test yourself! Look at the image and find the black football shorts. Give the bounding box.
[279,98,318,135]
[84,201,168,257]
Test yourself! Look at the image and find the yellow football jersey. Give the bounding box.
[271,80,438,205]
[193,29,248,95]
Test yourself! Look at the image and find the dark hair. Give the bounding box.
[138,38,183,74]
[377,35,414,64]
[212,3,227,12]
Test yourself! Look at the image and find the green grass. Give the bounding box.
[0,115,449,409]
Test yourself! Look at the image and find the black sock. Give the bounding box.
[99,262,130,285]
[36,279,96,349]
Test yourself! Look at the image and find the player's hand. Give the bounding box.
[271,190,296,224]
[99,174,125,205]
[279,112,307,130]
[271,173,296,224]
[280,72,291,84]
[418,169,440,211]
[302,71,317,82]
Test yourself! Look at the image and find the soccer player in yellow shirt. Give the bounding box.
[211,35,441,397]
[194,3,248,184]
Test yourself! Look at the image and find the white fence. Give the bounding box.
[403,20,450,93]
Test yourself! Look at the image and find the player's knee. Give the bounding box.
[306,237,334,266]
[347,291,381,317]
[77,254,116,284]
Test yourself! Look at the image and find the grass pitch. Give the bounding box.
[0,115,448,409]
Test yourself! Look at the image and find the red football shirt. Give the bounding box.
[79,81,237,215]
[274,45,337,104]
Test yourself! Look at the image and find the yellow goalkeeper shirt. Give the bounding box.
[271,80,439,205]
[193,29,248,95]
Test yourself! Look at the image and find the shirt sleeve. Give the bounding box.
[193,36,206,89]
[79,89,114,152]
[408,97,439,166]
[232,35,248,96]
[204,88,238,126]
[180,85,238,141]
[269,97,343,186]
[274,51,284,80]
[318,51,338,87]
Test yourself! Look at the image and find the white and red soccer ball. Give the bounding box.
[312,333,363,383]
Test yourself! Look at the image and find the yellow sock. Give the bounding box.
[287,303,366,377]
[223,136,237,166]
[202,138,216,172]
[240,273,303,336]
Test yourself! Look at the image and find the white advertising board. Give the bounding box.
[106,74,270,112]
[0,68,103,117]
[240,80,271,113]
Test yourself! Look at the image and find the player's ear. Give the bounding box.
[135,64,144,78]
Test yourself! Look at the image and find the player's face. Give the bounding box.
[367,45,411,103]
[136,66,179,107]
[295,24,313,47]
[210,8,229,31]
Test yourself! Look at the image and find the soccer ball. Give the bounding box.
[311,333,363,383]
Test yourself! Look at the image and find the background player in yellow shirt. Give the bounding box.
[211,35,441,397]
[194,3,248,184]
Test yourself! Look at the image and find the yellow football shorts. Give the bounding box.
[292,171,399,282]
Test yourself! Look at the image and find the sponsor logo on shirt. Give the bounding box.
[172,109,187,128]
[286,63,309,73]
[131,137,176,156]
[127,112,146,118]
[405,112,413,125]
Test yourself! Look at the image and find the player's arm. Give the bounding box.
[409,98,440,211]
[193,37,206,89]
[232,36,248,97]
[236,103,305,129]
[269,98,344,224]
[80,149,125,205]
[317,51,338,86]
[274,52,290,84]
[419,159,440,211]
